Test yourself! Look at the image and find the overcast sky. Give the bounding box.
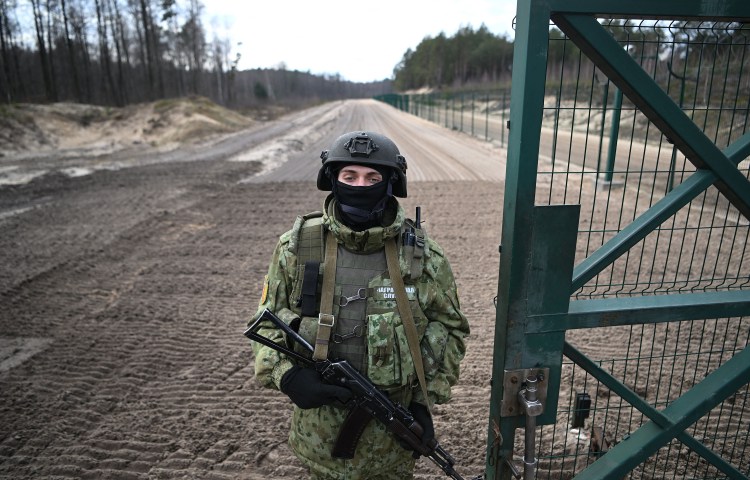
[202,0,517,83]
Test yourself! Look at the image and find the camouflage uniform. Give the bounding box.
[251,195,469,480]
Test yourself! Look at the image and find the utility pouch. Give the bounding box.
[299,260,320,317]
[411,228,425,281]
[402,224,416,279]
[366,312,415,388]
[402,219,425,281]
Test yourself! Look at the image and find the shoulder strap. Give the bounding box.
[288,211,324,259]
[312,230,338,361]
[384,238,432,412]
[286,212,337,361]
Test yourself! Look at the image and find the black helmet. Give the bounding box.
[317,131,408,197]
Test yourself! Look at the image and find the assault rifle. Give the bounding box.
[245,308,481,480]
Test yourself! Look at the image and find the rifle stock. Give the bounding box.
[244,308,482,480]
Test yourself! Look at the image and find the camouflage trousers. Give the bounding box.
[290,404,417,480]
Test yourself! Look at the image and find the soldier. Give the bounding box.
[250,131,470,480]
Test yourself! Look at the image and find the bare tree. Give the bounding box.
[94,0,118,104]
[106,0,130,104]
[30,0,56,101]
[44,0,60,100]
[161,0,186,96]
[0,0,24,102]
[210,36,230,104]
[68,1,93,102]
[60,0,82,101]
[136,0,158,98]
[181,0,205,94]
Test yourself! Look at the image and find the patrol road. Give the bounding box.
[0,99,505,479]
[242,98,505,184]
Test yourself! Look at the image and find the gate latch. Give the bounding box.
[500,368,549,417]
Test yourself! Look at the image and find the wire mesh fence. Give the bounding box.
[378,16,749,479]
[534,19,750,479]
[536,19,750,299]
[375,89,511,147]
[537,318,750,479]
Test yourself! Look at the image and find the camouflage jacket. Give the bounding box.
[251,196,469,406]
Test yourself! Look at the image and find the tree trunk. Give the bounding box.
[30,0,55,101]
[70,9,93,103]
[0,0,14,102]
[94,0,118,105]
[44,0,58,101]
[139,0,155,99]
[105,0,127,104]
[60,0,82,101]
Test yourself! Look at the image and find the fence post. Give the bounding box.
[460,92,465,133]
[596,79,610,179]
[452,93,456,129]
[502,90,509,147]
[471,92,476,137]
[551,89,560,161]
[604,87,623,183]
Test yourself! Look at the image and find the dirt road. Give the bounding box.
[0,99,506,479]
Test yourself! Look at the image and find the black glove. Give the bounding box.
[280,365,353,409]
[406,402,435,458]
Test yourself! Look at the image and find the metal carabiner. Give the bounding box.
[338,287,367,307]
[333,324,364,343]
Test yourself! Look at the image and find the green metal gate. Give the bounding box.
[487,1,750,479]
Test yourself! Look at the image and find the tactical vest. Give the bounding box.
[287,211,426,389]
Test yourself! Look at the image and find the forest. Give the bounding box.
[0,0,392,110]
[1,0,748,113]
[0,0,519,110]
[392,24,514,91]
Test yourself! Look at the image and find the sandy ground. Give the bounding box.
[0,99,505,479]
[1,98,747,480]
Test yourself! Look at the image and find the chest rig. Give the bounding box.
[288,211,426,374]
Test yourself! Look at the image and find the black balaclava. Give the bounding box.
[331,165,393,231]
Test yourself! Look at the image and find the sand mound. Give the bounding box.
[0,96,256,157]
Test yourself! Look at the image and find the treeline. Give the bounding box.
[0,0,391,108]
[234,68,392,109]
[3,3,747,111]
[393,20,749,100]
[393,25,514,91]
[546,20,750,105]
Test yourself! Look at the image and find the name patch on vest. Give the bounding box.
[375,285,417,300]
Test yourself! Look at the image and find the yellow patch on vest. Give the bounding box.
[259,275,269,305]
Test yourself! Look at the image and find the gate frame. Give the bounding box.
[487,1,750,479]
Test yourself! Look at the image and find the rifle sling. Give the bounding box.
[384,238,432,412]
[331,405,372,459]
